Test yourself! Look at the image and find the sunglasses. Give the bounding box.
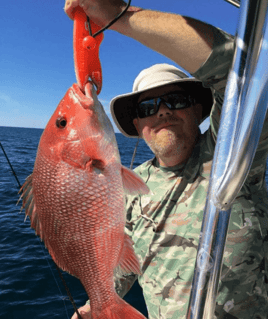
[136,92,195,119]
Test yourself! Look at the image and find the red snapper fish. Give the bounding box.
[20,82,149,319]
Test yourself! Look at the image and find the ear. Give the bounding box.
[133,118,140,135]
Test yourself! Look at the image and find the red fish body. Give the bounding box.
[21,82,148,319]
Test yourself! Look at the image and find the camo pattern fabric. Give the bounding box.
[113,26,268,319]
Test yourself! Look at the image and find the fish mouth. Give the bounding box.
[71,83,95,110]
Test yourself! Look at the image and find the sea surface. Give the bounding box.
[0,126,154,319]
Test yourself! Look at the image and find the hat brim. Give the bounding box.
[110,79,213,138]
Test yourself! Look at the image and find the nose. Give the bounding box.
[157,101,173,118]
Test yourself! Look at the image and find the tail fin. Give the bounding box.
[93,296,147,319]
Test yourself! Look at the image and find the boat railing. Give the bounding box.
[225,0,241,8]
[187,0,268,318]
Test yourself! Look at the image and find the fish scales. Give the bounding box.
[20,82,149,319]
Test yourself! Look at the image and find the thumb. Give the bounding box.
[64,0,79,20]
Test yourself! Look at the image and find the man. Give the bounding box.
[66,1,268,318]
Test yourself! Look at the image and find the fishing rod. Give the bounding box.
[0,142,22,189]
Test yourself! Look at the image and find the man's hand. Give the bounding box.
[71,304,91,319]
[64,0,213,73]
[64,0,79,20]
[64,0,127,27]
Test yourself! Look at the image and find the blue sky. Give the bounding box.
[0,0,239,132]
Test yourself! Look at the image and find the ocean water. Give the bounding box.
[0,126,153,319]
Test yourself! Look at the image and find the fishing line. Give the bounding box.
[39,248,70,318]
[0,141,76,319]
[55,266,83,319]
[130,137,140,169]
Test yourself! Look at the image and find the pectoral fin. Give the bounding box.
[121,166,150,195]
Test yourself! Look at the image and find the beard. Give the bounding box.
[137,112,200,166]
[143,128,188,160]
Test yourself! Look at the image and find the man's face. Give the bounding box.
[133,84,202,166]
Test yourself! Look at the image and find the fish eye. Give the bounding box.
[56,117,67,129]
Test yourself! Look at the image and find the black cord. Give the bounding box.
[92,0,132,38]
[130,137,140,169]
[55,266,83,319]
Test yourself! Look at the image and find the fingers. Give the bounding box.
[64,0,127,27]
[71,304,91,319]
[64,0,80,20]
[78,0,91,15]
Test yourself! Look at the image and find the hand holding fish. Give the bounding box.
[71,304,91,319]
[64,0,126,25]
[64,0,141,27]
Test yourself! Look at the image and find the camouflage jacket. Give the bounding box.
[114,28,268,319]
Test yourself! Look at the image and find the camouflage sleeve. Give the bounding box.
[193,26,268,186]
[192,26,235,139]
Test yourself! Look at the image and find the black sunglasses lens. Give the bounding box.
[138,99,159,118]
[163,94,189,109]
[137,93,191,118]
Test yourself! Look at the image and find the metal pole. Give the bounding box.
[187,0,268,317]
[224,0,241,8]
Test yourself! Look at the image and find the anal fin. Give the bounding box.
[117,233,141,275]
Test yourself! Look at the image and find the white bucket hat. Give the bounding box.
[110,64,213,137]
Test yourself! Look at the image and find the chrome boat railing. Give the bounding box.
[187,0,268,318]
[225,0,241,8]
